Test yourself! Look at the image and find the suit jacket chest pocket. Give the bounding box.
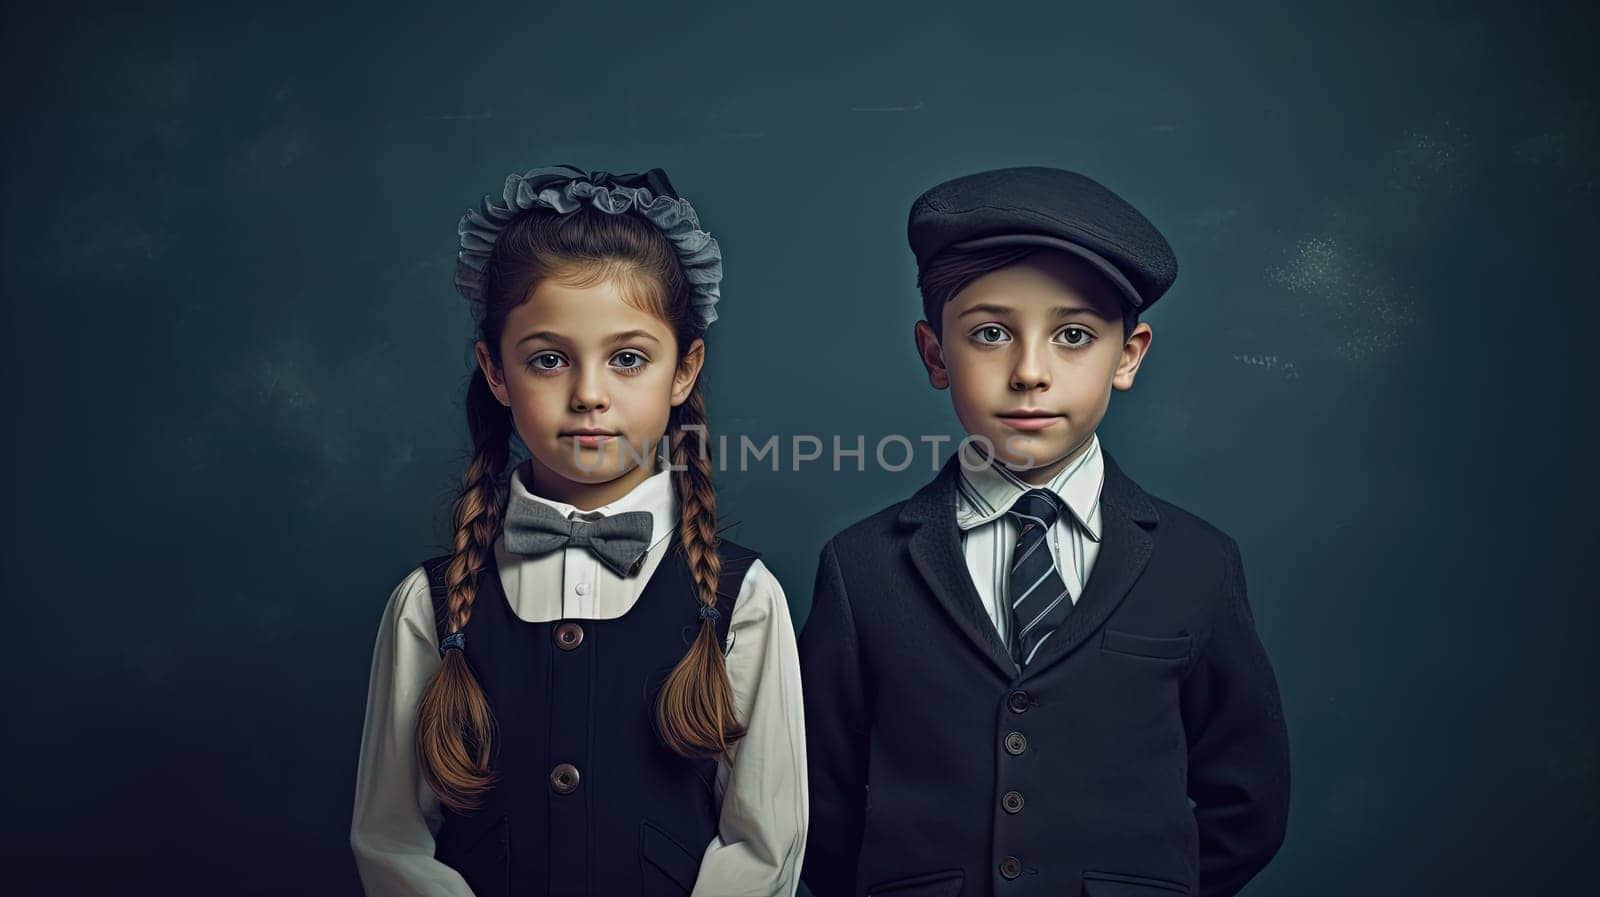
[1094,628,1191,744]
[1101,628,1191,663]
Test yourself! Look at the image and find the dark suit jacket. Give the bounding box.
[799,448,1290,897]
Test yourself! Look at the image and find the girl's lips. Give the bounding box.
[997,414,1062,431]
[566,433,618,448]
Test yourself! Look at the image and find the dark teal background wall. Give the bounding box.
[3,1,1595,894]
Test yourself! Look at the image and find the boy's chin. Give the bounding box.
[989,438,1075,473]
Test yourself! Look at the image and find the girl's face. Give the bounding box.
[476,275,704,509]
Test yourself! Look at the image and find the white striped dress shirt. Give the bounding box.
[954,432,1107,663]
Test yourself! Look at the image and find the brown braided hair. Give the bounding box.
[413,370,507,811]
[657,379,749,758]
[414,203,744,813]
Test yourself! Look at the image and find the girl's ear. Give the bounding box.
[473,339,512,407]
[670,337,706,407]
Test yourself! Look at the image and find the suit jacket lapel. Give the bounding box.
[1021,447,1160,678]
[899,452,1019,680]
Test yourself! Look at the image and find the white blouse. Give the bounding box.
[350,465,808,897]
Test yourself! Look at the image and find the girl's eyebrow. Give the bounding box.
[516,330,566,346]
[607,329,662,345]
[515,329,663,347]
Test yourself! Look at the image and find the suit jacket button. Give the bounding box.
[1002,790,1024,813]
[1004,732,1027,755]
[1007,689,1030,713]
[554,621,584,651]
[999,856,1022,879]
[550,762,580,794]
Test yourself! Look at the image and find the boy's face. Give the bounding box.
[914,250,1153,484]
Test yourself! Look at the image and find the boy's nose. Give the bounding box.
[1010,346,1051,391]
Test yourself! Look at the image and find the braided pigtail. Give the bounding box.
[655,379,749,759]
[414,372,510,811]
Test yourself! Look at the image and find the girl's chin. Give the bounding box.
[533,451,649,484]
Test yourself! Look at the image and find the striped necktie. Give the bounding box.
[1006,488,1074,669]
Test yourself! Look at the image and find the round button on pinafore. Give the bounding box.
[549,762,580,795]
[554,622,584,650]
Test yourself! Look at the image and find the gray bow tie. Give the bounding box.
[503,492,654,577]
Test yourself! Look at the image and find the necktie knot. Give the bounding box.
[1008,488,1063,531]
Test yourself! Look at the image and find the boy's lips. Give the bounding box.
[997,411,1063,431]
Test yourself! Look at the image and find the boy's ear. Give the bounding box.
[1112,321,1154,391]
[474,339,512,406]
[670,337,706,406]
[913,320,949,389]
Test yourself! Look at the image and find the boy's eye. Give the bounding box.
[1057,326,1094,347]
[971,325,1011,345]
[529,352,567,371]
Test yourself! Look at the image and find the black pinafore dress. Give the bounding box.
[421,537,760,897]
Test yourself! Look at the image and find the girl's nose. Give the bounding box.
[570,366,610,412]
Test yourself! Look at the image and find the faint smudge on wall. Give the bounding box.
[1270,234,1417,365]
[184,336,418,506]
[1232,353,1301,380]
[1262,123,1476,367]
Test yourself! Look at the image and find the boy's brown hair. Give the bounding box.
[917,244,1140,342]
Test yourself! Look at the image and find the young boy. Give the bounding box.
[800,167,1290,897]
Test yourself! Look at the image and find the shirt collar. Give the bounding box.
[507,462,677,550]
[954,432,1105,541]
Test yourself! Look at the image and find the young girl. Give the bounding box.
[350,166,807,897]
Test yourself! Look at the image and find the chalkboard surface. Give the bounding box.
[3,1,1595,894]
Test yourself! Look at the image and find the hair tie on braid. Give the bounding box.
[697,605,721,623]
[439,632,466,655]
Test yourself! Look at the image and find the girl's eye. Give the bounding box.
[528,352,567,372]
[971,325,1011,345]
[1057,326,1094,348]
[611,350,647,372]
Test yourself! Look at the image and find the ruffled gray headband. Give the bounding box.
[454,165,722,332]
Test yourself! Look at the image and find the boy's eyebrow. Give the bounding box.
[1049,305,1107,319]
[957,303,1106,319]
[958,303,1017,318]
